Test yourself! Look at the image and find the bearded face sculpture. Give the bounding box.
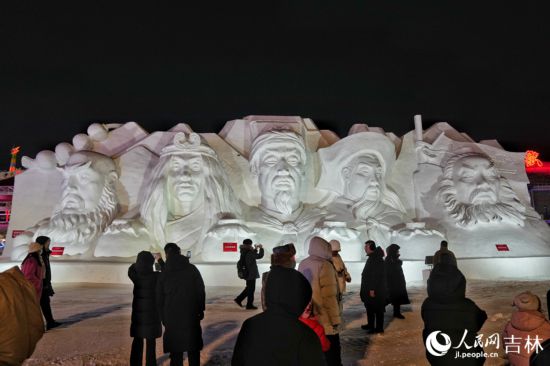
[39,151,119,252]
[249,131,307,218]
[437,153,526,227]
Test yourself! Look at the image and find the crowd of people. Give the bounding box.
[2,236,550,365]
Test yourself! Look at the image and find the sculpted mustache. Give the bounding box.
[469,188,496,201]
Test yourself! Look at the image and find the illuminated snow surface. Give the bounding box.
[23,281,548,366]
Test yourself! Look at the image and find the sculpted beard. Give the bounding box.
[43,184,119,244]
[352,193,381,221]
[272,175,297,217]
[437,178,526,227]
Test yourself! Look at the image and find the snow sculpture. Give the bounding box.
[412,131,550,258]
[317,132,408,250]
[94,132,244,257]
[244,129,325,255]
[11,151,119,259]
[438,152,526,227]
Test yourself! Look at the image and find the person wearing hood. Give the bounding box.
[232,266,326,366]
[298,236,342,366]
[421,262,487,365]
[0,266,44,365]
[360,240,387,334]
[129,251,162,366]
[35,236,61,330]
[503,291,550,366]
[235,239,264,310]
[385,243,410,319]
[157,243,205,366]
[261,243,296,311]
[20,241,45,301]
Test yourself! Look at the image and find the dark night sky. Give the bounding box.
[1,3,550,169]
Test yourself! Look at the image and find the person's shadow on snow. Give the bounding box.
[54,303,130,328]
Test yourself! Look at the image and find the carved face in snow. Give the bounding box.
[343,154,382,202]
[60,159,113,215]
[166,154,206,205]
[438,153,525,227]
[250,131,307,216]
[452,155,501,205]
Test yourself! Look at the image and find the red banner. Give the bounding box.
[496,244,509,251]
[51,247,65,256]
[11,230,25,238]
[223,242,238,252]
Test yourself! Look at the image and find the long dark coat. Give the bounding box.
[240,245,264,280]
[421,264,487,366]
[40,249,54,297]
[232,266,326,366]
[385,257,410,306]
[156,254,205,352]
[128,263,162,339]
[360,247,387,311]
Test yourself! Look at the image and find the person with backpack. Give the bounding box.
[235,239,264,310]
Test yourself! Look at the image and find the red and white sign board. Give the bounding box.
[223,242,238,252]
[51,247,65,256]
[495,244,509,252]
[12,230,25,238]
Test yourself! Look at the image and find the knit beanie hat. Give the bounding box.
[513,291,541,311]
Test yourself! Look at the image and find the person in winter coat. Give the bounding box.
[298,236,342,366]
[0,266,44,366]
[329,240,351,295]
[129,251,162,366]
[432,240,457,267]
[299,300,331,352]
[232,266,326,366]
[503,291,550,366]
[157,243,205,366]
[36,236,61,330]
[360,240,387,334]
[385,243,410,319]
[235,238,264,310]
[20,242,44,300]
[261,243,296,311]
[421,263,487,366]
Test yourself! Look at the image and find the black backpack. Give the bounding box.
[237,253,248,279]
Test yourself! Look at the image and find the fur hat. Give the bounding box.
[329,239,341,251]
[271,243,297,268]
[28,242,42,253]
[513,291,541,311]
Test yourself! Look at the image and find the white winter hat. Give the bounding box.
[329,240,341,251]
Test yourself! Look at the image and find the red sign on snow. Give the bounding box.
[223,242,238,252]
[51,247,65,256]
[11,230,25,238]
[496,244,510,252]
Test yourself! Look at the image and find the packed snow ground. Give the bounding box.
[23,280,549,366]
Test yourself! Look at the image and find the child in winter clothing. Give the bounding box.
[299,301,331,352]
[503,291,550,366]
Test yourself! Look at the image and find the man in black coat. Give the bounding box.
[360,240,387,334]
[36,236,61,330]
[129,251,162,366]
[234,238,264,310]
[157,243,205,366]
[385,243,410,319]
[421,263,487,365]
[232,266,326,366]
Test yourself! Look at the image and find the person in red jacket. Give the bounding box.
[299,301,331,352]
[20,242,44,300]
